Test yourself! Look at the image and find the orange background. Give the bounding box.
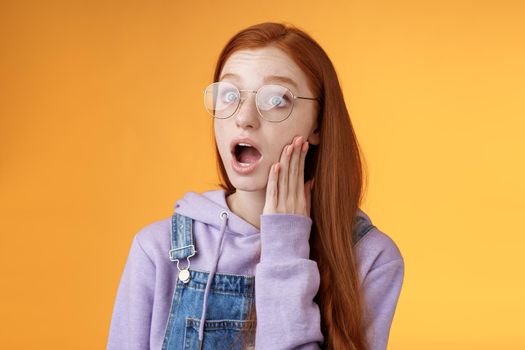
[1,0,524,349]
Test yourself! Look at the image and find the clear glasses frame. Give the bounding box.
[203,81,320,123]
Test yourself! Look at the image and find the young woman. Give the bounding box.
[107,22,404,350]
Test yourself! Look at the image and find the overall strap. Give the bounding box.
[169,212,196,283]
[352,212,376,247]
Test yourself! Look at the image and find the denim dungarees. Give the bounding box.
[161,210,256,350]
[161,209,375,350]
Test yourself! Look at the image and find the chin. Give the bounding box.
[227,173,268,192]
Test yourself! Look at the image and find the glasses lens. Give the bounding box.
[256,85,293,122]
[204,82,240,119]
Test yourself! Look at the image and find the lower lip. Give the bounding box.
[231,154,263,175]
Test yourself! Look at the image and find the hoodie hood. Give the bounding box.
[174,189,260,236]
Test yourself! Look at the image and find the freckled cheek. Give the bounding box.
[214,136,230,159]
[214,126,229,153]
[269,142,290,163]
[294,105,318,129]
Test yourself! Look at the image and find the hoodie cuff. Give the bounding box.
[259,213,313,262]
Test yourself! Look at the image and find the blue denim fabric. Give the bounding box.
[162,213,256,350]
[161,209,374,349]
[353,208,376,244]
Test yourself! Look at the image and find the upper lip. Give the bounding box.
[230,136,262,156]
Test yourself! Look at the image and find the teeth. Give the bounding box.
[238,143,253,147]
[239,162,251,167]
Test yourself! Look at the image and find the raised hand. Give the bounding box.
[263,135,315,218]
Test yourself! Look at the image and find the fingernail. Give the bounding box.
[302,141,308,152]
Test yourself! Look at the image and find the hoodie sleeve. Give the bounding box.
[361,257,405,350]
[255,213,324,350]
[107,233,156,350]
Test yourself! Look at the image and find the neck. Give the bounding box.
[225,189,266,230]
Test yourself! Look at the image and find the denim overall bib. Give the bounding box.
[161,209,375,350]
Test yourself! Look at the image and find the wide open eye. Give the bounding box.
[269,95,286,107]
[204,81,240,117]
[258,86,292,111]
[220,89,239,105]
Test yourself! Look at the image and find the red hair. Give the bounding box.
[212,22,370,350]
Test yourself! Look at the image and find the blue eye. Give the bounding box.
[268,95,290,108]
[226,92,237,101]
[270,96,283,106]
[223,91,239,104]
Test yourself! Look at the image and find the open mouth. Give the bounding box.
[232,143,262,165]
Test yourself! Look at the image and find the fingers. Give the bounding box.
[288,136,302,205]
[264,162,279,214]
[297,139,308,201]
[265,135,311,216]
[278,142,290,207]
[277,135,309,214]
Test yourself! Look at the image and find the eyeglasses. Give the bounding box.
[203,81,320,123]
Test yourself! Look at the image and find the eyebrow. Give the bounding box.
[219,72,299,91]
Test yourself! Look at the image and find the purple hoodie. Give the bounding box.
[106,189,404,349]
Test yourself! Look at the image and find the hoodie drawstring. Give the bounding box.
[198,210,229,350]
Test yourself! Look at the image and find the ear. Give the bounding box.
[308,122,320,146]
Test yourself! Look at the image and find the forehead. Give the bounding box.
[219,46,309,92]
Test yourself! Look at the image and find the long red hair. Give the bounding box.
[212,22,370,350]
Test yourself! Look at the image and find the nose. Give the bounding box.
[234,93,260,129]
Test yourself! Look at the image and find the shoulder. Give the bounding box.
[353,225,404,281]
[132,216,172,265]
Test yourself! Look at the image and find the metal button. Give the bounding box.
[178,268,190,283]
